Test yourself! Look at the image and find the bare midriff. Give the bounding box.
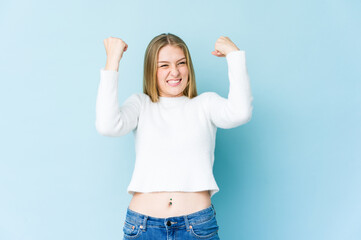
[128,190,212,218]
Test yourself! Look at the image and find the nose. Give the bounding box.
[170,65,180,77]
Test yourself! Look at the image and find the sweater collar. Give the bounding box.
[158,95,189,105]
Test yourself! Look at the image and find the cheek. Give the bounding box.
[181,67,189,79]
[157,70,167,82]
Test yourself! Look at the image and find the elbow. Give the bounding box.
[236,114,252,126]
[95,121,112,136]
[233,107,253,126]
[95,120,124,137]
[244,107,253,123]
[242,111,252,124]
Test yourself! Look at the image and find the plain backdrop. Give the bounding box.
[0,0,360,239]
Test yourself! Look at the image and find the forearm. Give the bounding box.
[105,58,120,71]
[226,50,253,122]
[95,69,122,135]
[95,69,142,136]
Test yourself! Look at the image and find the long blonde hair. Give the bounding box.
[143,33,197,102]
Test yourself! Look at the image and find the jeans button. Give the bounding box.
[167,220,171,226]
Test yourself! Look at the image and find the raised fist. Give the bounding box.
[103,37,128,63]
[211,36,239,57]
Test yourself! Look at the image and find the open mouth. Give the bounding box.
[167,78,182,87]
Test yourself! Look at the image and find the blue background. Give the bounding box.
[1,0,360,239]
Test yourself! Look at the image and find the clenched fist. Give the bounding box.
[211,36,240,57]
[104,37,128,71]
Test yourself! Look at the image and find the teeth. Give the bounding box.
[168,79,180,83]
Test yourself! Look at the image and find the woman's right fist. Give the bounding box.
[103,37,128,63]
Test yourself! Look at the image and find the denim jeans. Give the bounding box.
[122,203,220,239]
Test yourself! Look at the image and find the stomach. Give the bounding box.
[128,190,212,218]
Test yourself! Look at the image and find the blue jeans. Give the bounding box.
[123,203,220,239]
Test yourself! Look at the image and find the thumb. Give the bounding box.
[211,50,224,57]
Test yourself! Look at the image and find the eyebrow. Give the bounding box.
[158,57,186,63]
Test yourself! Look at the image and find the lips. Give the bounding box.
[167,78,181,82]
[167,78,182,87]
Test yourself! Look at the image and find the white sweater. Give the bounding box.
[95,50,253,198]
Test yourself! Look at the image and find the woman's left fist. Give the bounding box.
[211,36,240,57]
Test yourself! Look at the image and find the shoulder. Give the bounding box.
[124,93,149,105]
[192,92,223,108]
[199,92,218,97]
[127,92,148,100]
[197,92,222,102]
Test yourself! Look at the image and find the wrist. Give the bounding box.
[105,59,120,71]
[225,47,240,56]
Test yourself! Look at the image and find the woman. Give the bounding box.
[96,33,253,239]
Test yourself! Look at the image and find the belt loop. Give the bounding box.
[183,215,191,231]
[142,215,148,230]
[212,204,216,215]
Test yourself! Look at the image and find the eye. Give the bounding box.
[178,61,186,65]
[160,64,168,67]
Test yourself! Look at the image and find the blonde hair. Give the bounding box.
[143,33,197,102]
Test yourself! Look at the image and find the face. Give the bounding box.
[156,45,189,97]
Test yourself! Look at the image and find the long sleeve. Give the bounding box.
[207,50,254,129]
[95,68,142,136]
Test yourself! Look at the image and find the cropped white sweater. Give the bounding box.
[95,50,253,198]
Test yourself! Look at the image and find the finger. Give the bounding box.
[211,51,222,57]
[215,50,226,57]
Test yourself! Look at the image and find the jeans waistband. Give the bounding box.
[124,203,216,229]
